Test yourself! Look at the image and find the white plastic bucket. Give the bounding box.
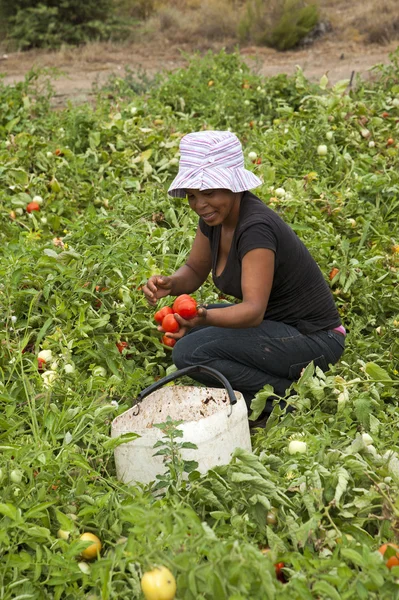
[111,365,252,485]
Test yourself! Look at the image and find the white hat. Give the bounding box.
[168,130,262,198]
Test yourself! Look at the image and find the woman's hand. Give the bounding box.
[159,306,207,340]
[142,275,173,306]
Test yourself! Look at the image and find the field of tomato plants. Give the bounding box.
[1,49,399,599]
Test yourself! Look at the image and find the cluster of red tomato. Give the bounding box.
[154,294,197,348]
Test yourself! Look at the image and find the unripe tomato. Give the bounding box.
[26,202,41,213]
[141,565,176,600]
[79,532,102,560]
[266,507,278,526]
[317,144,328,156]
[162,335,176,348]
[57,529,70,540]
[288,440,307,454]
[162,314,179,333]
[378,543,399,568]
[10,469,23,484]
[154,306,173,324]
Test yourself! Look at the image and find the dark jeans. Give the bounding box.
[172,304,345,410]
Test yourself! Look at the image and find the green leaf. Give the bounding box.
[0,503,20,521]
[103,432,140,450]
[249,385,274,420]
[364,362,392,381]
[312,581,341,600]
[8,168,29,185]
[25,501,55,520]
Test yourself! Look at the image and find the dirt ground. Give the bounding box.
[1,36,398,107]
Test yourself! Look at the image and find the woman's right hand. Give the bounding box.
[142,275,173,306]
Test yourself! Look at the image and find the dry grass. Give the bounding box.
[352,0,399,44]
[144,0,239,44]
[318,0,399,44]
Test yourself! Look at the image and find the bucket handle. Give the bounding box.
[136,365,237,406]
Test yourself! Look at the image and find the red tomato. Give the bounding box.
[275,562,285,582]
[27,202,40,213]
[162,335,176,348]
[116,341,128,353]
[387,138,395,146]
[162,314,180,333]
[378,543,399,569]
[154,306,173,324]
[329,267,340,280]
[175,299,197,320]
[172,294,194,313]
[172,295,197,319]
[37,357,46,371]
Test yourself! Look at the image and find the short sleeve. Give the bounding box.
[237,222,277,261]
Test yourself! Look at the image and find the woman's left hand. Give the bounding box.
[158,306,207,341]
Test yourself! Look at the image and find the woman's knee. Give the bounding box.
[172,337,194,369]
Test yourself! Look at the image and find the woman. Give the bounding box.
[143,130,345,415]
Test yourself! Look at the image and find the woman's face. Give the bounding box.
[186,188,242,227]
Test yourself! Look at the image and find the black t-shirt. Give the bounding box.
[199,191,341,334]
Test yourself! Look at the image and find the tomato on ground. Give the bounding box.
[79,532,102,560]
[378,543,399,568]
[154,306,173,324]
[329,267,340,280]
[162,314,180,333]
[141,565,176,600]
[116,341,129,353]
[27,202,41,213]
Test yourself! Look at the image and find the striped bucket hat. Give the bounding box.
[168,130,262,198]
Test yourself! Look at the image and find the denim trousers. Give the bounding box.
[172,304,345,409]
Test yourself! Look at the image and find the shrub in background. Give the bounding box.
[0,0,122,49]
[238,0,319,50]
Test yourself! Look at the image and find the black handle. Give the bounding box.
[136,365,237,406]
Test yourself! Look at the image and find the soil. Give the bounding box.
[1,36,398,108]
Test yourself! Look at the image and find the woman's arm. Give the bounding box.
[142,226,212,305]
[170,248,275,336]
[205,248,274,327]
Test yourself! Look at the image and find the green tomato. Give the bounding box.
[10,469,23,484]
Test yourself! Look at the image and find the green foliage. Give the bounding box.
[0,0,124,49]
[1,49,399,597]
[152,417,199,494]
[268,0,319,50]
[238,0,319,50]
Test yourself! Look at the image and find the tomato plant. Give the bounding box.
[1,49,399,599]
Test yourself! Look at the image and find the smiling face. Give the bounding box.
[186,188,243,227]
